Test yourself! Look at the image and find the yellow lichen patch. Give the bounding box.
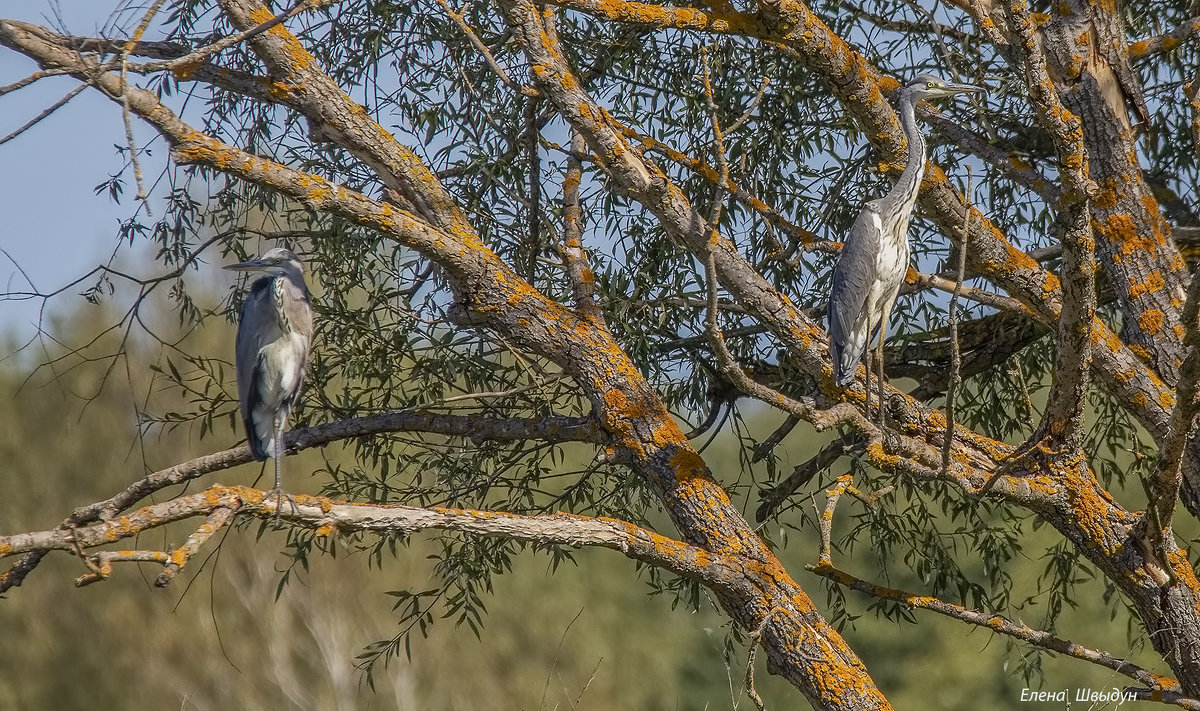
[1129,343,1151,360]
[1093,178,1120,210]
[1137,309,1165,335]
[247,6,313,73]
[865,441,901,471]
[1159,389,1176,411]
[1128,271,1166,299]
[1132,392,1150,408]
[315,523,337,537]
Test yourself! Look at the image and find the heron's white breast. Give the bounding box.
[257,331,308,408]
[868,225,911,321]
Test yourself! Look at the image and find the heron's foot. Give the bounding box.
[264,487,298,521]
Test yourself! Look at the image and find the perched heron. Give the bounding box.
[828,73,982,418]
[225,248,314,514]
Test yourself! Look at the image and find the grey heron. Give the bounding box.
[225,247,314,514]
[827,74,982,419]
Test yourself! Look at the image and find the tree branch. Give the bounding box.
[1150,269,1200,547]
[1,486,739,593]
[1007,0,1095,448]
[560,127,605,323]
[806,476,1183,695]
[1128,16,1200,59]
[0,410,606,593]
[808,560,1183,695]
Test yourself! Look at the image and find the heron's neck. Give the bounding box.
[882,96,926,218]
[271,276,292,331]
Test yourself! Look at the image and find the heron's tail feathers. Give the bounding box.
[833,366,856,388]
[245,414,275,461]
[830,342,862,387]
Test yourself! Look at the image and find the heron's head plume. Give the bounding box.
[224,247,305,276]
[903,73,984,102]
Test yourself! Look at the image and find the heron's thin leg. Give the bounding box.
[273,413,282,519]
[863,348,871,416]
[875,342,886,429]
[862,313,873,417]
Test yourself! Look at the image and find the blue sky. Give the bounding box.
[1,4,169,349]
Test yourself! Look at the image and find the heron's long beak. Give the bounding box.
[224,258,272,272]
[940,82,984,97]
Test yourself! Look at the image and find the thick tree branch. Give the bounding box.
[1151,272,1200,546]
[1007,0,1095,448]
[0,486,738,592]
[0,409,605,593]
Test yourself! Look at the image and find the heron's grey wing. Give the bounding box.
[828,203,882,385]
[279,275,314,408]
[235,277,280,459]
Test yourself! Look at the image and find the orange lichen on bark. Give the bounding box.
[1137,309,1165,335]
[668,449,708,485]
[247,6,313,73]
[1098,212,1167,261]
[1128,271,1167,299]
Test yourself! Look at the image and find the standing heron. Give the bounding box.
[225,247,314,514]
[828,74,982,419]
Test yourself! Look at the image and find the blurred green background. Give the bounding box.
[0,301,1176,710]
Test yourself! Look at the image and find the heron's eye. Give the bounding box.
[926,81,937,88]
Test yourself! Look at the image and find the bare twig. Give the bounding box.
[941,168,974,474]
[756,436,863,522]
[525,94,543,279]
[725,75,770,135]
[0,68,72,97]
[0,82,88,146]
[117,0,166,204]
[560,127,604,322]
[699,45,730,228]
[155,505,239,586]
[744,606,788,711]
[76,550,171,586]
[134,0,336,74]
[815,475,853,566]
[433,0,537,97]
[750,414,800,462]
[903,268,1024,311]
